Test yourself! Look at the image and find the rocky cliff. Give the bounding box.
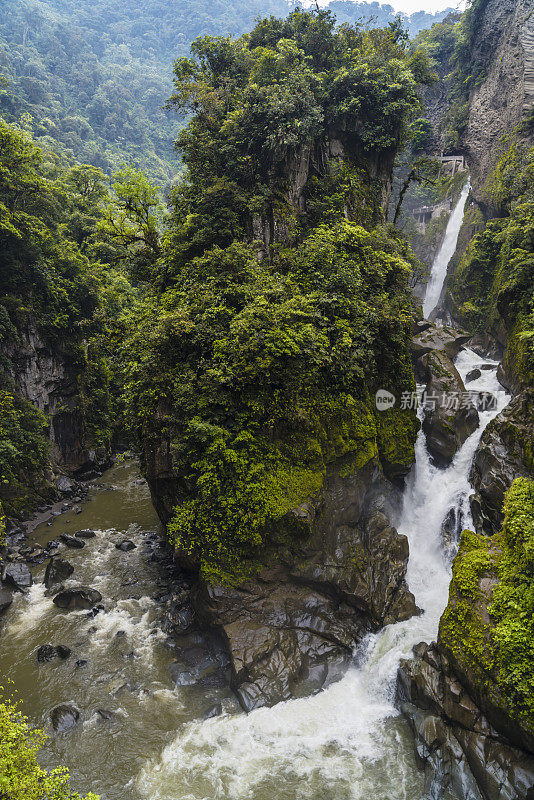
[0,319,101,521]
[192,459,419,711]
[146,401,420,710]
[460,0,534,207]
[399,478,534,800]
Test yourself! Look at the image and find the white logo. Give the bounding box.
[375,389,396,411]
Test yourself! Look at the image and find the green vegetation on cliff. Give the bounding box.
[440,478,534,735]
[0,690,99,800]
[0,117,145,516]
[123,10,428,580]
[450,140,534,388]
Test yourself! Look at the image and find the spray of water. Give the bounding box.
[423,181,470,318]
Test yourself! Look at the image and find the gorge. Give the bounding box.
[0,1,533,799]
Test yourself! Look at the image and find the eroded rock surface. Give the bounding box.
[194,462,419,711]
[420,350,479,466]
[470,390,533,534]
[398,643,534,800]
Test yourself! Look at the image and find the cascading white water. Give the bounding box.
[423,180,471,318]
[137,350,510,800]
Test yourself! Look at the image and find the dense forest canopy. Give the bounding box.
[119,9,434,580]
[0,0,453,182]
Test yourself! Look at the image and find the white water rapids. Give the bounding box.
[137,355,509,800]
[423,180,471,318]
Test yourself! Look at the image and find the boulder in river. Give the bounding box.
[411,322,471,363]
[60,534,85,549]
[37,644,72,662]
[115,540,136,552]
[96,709,115,721]
[53,586,102,611]
[75,529,96,539]
[45,557,74,589]
[3,562,32,592]
[0,587,13,613]
[56,476,75,494]
[420,350,479,466]
[50,704,79,732]
[465,368,481,383]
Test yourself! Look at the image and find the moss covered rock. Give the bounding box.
[438,477,534,753]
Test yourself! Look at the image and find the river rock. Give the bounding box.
[53,586,102,611]
[75,529,96,539]
[50,704,80,732]
[411,322,471,363]
[0,588,13,613]
[3,562,33,592]
[45,557,74,588]
[37,644,72,662]
[96,709,115,721]
[420,350,479,466]
[56,476,75,494]
[470,389,533,535]
[465,368,482,383]
[60,534,85,549]
[115,540,136,552]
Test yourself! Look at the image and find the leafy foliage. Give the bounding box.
[0,117,145,514]
[0,689,99,800]
[440,479,534,731]
[0,0,449,184]
[164,9,434,278]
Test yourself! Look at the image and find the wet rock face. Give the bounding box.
[50,704,80,732]
[2,562,33,592]
[195,463,419,712]
[44,556,74,589]
[420,350,479,466]
[470,390,533,535]
[53,586,102,611]
[2,321,91,474]
[0,587,13,613]
[398,643,534,800]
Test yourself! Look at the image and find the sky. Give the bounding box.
[387,0,465,13]
[310,0,468,16]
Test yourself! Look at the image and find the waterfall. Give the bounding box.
[423,180,471,318]
[137,349,510,800]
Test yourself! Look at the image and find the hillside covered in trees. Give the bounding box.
[0,0,452,182]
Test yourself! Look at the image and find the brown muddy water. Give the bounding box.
[0,460,239,800]
[0,454,450,800]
